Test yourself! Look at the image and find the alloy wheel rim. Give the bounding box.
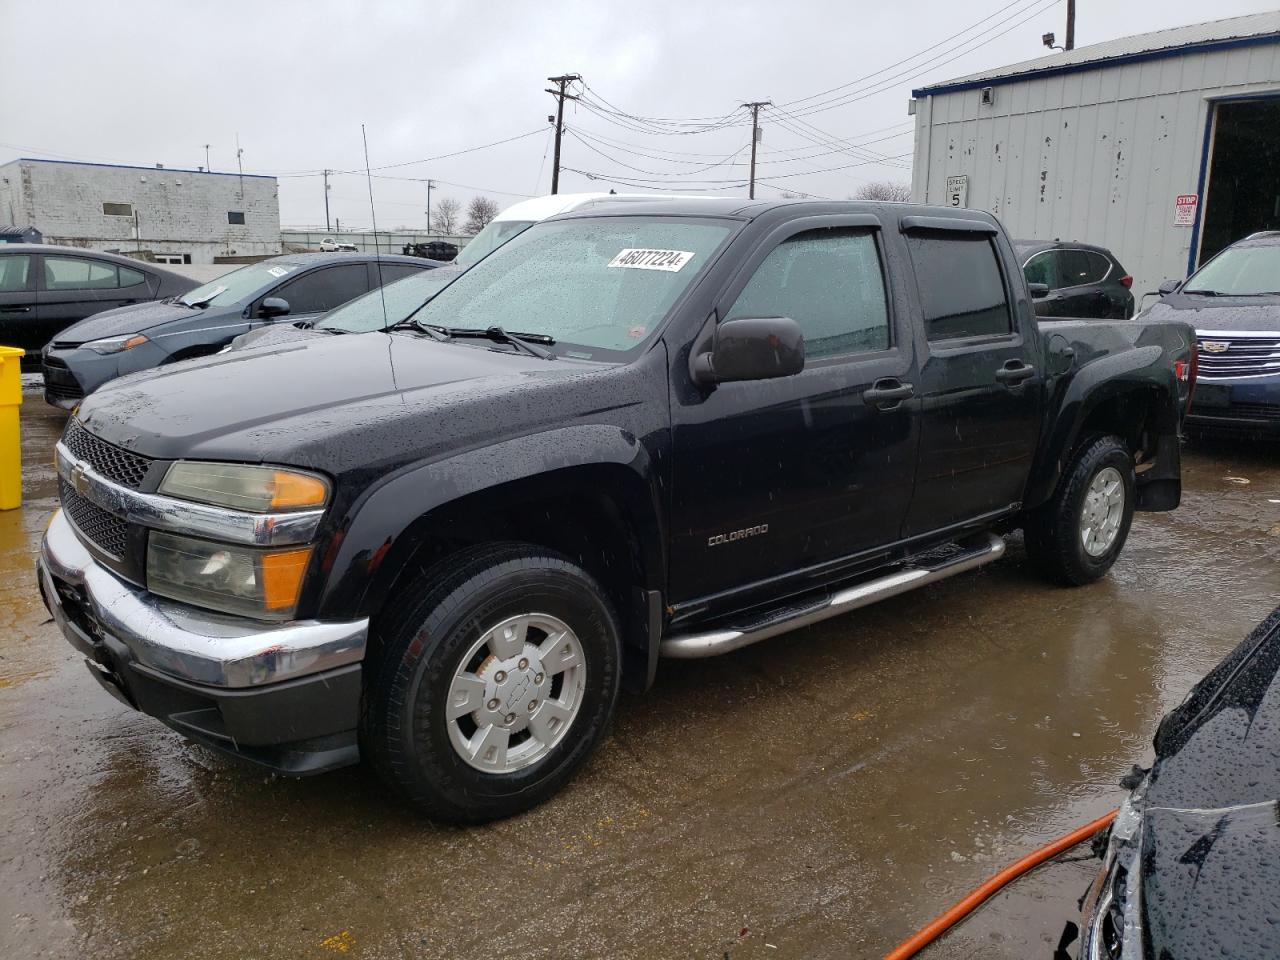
[1080,466,1125,557]
[444,612,586,774]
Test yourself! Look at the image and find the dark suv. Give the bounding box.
[1141,231,1280,435]
[1016,240,1135,319]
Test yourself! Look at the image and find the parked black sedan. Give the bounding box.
[1080,606,1280,959]
[41,252,436,407]
[1016,240,1135,319]
[0,244,196,369]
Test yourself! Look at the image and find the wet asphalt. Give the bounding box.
[2,390,1278,960]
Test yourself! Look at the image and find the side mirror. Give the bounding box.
[1157,279,1181,296]
[691,316,805,386]
[1027,282,1050,299]
[259,297,290,318]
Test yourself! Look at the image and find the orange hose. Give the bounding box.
[883,809,1118,960]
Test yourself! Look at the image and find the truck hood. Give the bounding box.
[76,331,607,469]
[55,300,211,344]
[1141,295,1280,333]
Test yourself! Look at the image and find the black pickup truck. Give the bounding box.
[37,199,1196,822]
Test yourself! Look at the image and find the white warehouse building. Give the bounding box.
[0,158,280,264]
[909,12,1280,298]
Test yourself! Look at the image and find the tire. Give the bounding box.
[1024,434,1135,586]
[361,543,622,823]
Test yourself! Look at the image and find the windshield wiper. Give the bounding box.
[386,317,451,341]
[449,326,556,359]
[1182,289,1223,296]
[179,286,225,309]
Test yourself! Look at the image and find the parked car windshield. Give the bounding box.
[396,217,733,358]
[453,219,536,268]
[1183,243,1280,296]
[317,269,458,331]
[179,261,301,307]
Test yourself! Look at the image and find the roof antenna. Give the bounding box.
[361,123,389,330]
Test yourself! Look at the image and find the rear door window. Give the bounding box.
[726,228,890,359]
[1022,251,1060,289]
[0,255,32,292]
[44,256,125,290]
[907,234,1013,342]
[371,263,428,285]
[274,264,371,314]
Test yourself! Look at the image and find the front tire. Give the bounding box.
[362,543,621,823]
[1024,435,1135,586]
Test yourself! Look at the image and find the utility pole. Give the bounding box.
[204,143,211,172]
[425,179,434,234]
[545,73,580,194]
[323,170,332,232]
[743,101,771,200]
[1065,0,1076,50]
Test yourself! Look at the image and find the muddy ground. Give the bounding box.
[2,391,1277,960]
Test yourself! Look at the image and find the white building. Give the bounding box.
[910,13,1280,296]
[0,158,280,264]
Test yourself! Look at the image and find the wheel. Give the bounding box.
[362,543,621,823]
[1024,434,1135,586]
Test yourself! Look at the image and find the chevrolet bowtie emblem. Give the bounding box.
[71,460,90,495]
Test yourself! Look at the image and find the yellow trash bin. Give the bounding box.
[0,346,24,510]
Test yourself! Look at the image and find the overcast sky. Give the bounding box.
[2,0,1275,230]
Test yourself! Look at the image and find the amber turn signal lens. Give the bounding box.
[270,471,329,510]
[261,547,313,611]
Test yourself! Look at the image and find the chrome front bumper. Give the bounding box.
[39,508,368,689]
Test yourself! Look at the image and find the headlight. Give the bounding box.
[84,334,149,354]
[147,531,312,620]
[159,462,329,513]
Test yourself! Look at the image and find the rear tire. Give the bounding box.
[361,543,621,823]
[1024,435,1135,586]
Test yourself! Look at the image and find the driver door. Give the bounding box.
[668,217,919,605]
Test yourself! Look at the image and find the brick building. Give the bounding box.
[0,158,280,264]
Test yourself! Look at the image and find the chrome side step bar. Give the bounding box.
[659,533,1006,659]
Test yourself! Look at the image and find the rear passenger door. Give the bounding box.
[900,221,1042,538]
[1055,249,1115,319]
[37,255,153,345]
[255,263,371,325]
[669,217,919,604]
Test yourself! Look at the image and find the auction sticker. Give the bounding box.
[608,249,694,272]
[266,266,292,278]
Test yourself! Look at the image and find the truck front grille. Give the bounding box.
[1196,334,1280,380]
[59,478,128,559]
[61,419,152,489]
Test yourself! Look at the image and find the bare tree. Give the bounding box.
[430,196,462,235]
[464,196,500,235]
[851,181,912,202]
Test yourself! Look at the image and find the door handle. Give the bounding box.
[863,378,915,409]
[0,306,31,314]
[995,360,1035,385]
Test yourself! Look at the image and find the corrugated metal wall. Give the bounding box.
[912,42,1280,297]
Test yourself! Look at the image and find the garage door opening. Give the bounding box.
[1199,98,1280,265]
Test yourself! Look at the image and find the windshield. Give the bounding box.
[179,261,302,307]
[1184,244,1280,296]
[317,269,459,332]
[404,216,733,358]
[453,219,536,268]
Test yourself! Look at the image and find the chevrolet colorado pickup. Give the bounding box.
[37,199,1197,822]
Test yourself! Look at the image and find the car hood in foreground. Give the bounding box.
[1120,607,1280,959]
[53,300,218,344]
[75,331,623,473]
[1142,295,1280,333]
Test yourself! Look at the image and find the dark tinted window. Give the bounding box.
[228,211,246,225]
[44,257,124,290]
[1059,249,1110,286]
[0,255,31,292]
[726,228,889,359]
[372,263,428,285]
[907,235,1012,342]
[275,264,370,314]
[1022,251,1059,289]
